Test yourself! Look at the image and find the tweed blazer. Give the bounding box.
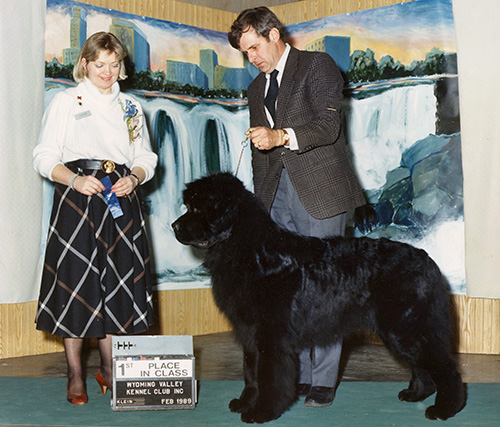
[247,46,366,219]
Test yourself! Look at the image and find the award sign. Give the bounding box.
[112,336,196,411]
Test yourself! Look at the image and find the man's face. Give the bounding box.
[239,27,282,74]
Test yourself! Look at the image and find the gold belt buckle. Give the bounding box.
[101,160,115,174]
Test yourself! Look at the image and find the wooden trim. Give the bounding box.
[0,301,63,358]
[149,289,232,336]
[75,1,416,29]
[1,292,499,359]
[272,0,415,25]
[453,294,500,354]
[0,289,232,359]
[76,0,236,30]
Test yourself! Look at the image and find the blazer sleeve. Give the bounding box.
[280,51,345,153]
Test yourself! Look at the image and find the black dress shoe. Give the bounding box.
[304,386,335,407]
[297,383,311,396]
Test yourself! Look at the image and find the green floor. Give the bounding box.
[0,378,498,426]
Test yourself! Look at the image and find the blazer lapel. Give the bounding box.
[252,74,271,128]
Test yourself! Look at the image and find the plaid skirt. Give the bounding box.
[35,162,154,338]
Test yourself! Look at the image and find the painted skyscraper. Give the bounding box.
[200,49,218,89]
[305,36,351,72]
[110,18,151,72]
[62,6,87,65]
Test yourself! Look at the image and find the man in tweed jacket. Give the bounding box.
[229,7,366,407]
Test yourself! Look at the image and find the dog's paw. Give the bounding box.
[425,404,456,421]
[241,407,281,424]
[229,398,248,413]
[398,389,414,402]
[398,386,435,402]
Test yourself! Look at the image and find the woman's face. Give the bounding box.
[82,49,120,94]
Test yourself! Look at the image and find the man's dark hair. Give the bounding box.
[228,6,286,50]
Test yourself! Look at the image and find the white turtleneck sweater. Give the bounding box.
[33,79,157,183]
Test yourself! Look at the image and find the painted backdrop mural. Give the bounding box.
[43,0,464,293]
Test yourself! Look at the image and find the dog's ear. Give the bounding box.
[182,172,255,221]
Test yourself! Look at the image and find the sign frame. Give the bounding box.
[111,336,196,411]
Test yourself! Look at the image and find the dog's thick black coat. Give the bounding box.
[172,173,465,423]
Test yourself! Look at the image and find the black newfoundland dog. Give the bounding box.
[172,172,465,423]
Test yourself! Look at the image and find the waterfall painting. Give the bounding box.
[43,0,464,294]
[285,0,464,294]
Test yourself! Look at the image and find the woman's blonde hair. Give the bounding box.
[73,32,128,82]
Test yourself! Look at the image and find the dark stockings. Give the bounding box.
[63,335,114,394]
[97,334,113,386]
[64,337,85,395]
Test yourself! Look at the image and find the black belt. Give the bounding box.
[66,159,118,174]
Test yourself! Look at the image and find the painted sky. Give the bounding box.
[287,0,456,65]
[46,0,456,71]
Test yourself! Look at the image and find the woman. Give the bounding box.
[33,32,157,405]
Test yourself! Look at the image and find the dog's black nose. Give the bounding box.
[172,221,179,232]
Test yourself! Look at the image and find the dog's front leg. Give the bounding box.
[230,343,259,413]
[240,333,298,424]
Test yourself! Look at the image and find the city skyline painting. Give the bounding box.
[46,0,244,70]
[46,0,457,91]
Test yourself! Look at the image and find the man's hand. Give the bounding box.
[246,127,284,150]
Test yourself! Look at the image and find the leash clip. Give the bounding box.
[241,134,251,147]
[235,132,251,177]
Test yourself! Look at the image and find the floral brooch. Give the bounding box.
[119,98,143,144]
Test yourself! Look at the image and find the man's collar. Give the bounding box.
[267,43,291,81]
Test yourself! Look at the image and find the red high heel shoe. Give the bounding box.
[96,370,113,395]
[67,382,88,405]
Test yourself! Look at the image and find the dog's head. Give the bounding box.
[172,173,250,249]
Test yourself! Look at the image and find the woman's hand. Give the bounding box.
[73,175,106,196]
[112,175,138,198]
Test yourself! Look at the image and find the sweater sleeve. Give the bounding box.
[32,90,70,180]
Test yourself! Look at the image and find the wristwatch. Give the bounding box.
[282,129,290,146]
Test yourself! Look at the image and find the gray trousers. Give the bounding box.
[270,168,346,388]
